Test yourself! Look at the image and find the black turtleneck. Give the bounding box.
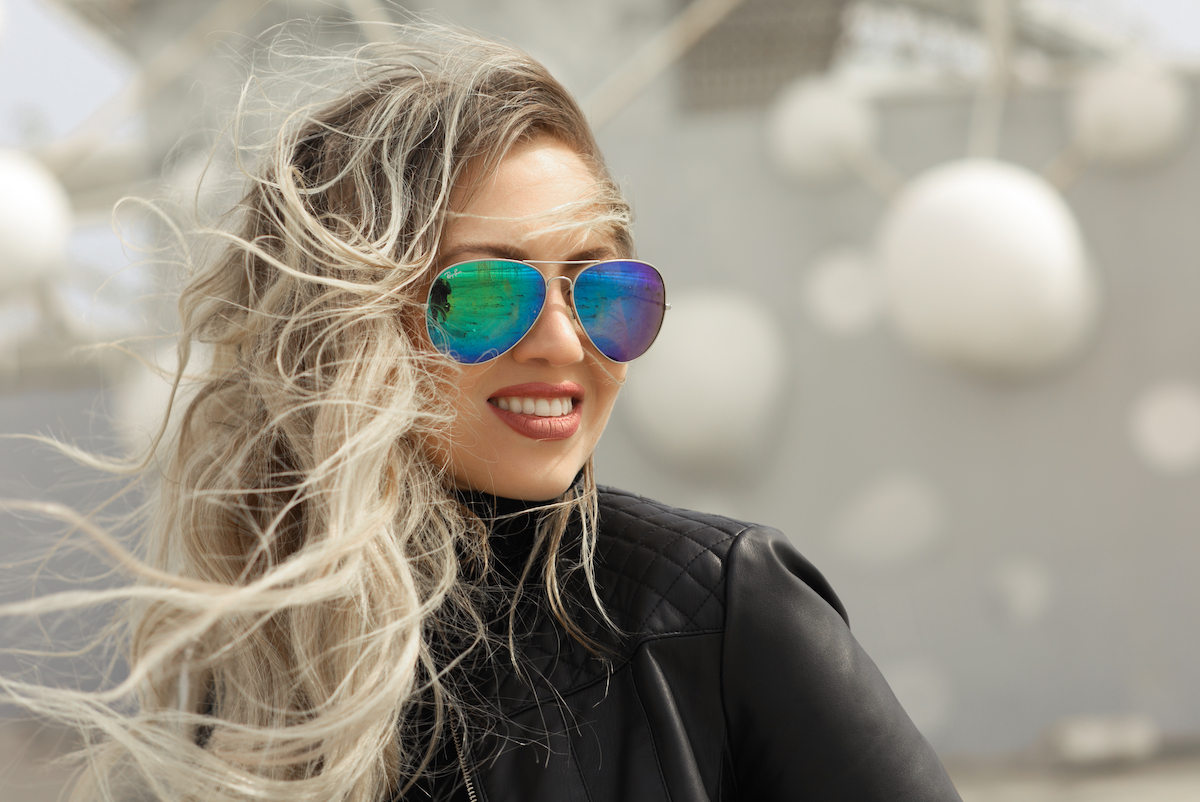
[456,490,544,581]
[453,472,586,585]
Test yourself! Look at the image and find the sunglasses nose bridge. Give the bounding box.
[544,274,577,321]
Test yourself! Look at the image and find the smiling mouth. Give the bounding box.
[490,396,576,417]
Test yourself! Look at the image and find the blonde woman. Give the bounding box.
[3,28,961,802]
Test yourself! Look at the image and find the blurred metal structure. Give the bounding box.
[34,0,1128,191]
[0,0,1137,396]
[677,0,1120,112]
[678,0,849,110]
[37,0,1127,195]
[873,0,1121,59]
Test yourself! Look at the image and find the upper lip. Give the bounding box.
[488,382,585,400]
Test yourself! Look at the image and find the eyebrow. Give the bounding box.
[437,242,618,268]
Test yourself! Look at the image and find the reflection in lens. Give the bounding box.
[426,260,545,364]
[574,260,666,362]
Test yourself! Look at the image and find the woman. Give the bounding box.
[3,28,960,802]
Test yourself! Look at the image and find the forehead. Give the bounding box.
[444,137,612,252]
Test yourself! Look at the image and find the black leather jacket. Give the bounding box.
[419,487,962,801]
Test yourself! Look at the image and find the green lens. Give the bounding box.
[426,260,546,364]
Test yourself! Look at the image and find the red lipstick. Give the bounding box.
[488,382,584,441]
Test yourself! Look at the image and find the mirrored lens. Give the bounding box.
[573,260,667,362]
[426,260,546,364]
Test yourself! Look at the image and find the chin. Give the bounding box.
[455,462,583,501]
[487,476,577,502]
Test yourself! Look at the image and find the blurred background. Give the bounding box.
[2,0,1200,799]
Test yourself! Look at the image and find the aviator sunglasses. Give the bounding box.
[425,258,668,365]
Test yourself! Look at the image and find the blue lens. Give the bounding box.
[573,260,666,362]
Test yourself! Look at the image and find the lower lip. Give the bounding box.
[490,402,582,440]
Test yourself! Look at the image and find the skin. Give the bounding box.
[432,136,628,500]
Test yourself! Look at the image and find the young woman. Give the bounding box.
[3,28,961,802]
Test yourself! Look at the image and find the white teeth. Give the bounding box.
[493,396,574,417]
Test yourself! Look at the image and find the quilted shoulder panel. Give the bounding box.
[472,488,758,717]
[595,486,753,638]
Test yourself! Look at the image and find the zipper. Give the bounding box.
[451,718,479,802]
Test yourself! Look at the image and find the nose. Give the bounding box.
[510,277,585,366]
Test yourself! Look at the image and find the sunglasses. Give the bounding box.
[425,258,668,365]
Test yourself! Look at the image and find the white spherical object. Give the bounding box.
[802,247,883,336]
[878,159,1097,375]
[767,78,877,183]
[0,149,72,295]
[1129,381,1200,474]
[1071,57,1190,167]
[623,290,788,473]
[831,472,944,566]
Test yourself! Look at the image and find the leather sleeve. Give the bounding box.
[721,527,962,801]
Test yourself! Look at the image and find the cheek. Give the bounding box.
[425,362,489,460]
[445,365,492,426]
[590,362,627,422]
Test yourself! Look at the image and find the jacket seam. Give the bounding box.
[717,528,755,802]
[567,736,596,802]
[629,663,675,802]
[716,729,729,802]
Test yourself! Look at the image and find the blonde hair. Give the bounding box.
[1,26,632,802]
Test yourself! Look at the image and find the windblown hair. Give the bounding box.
[1,27,632,802]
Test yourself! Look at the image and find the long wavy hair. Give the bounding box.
[1,26,632,802]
